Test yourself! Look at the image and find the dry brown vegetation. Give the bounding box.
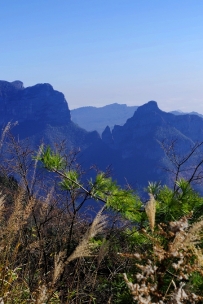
[0,181,126,303]
[0,134,133,303]
[1,132,203,303]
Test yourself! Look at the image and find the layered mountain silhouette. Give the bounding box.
[1,80,203,194]
[81,101,203,193]
[71,104,203,135]
[170,110,203,119]
[71,103,138,134]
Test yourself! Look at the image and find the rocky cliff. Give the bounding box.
[1,81,203,194]
[110,101,203,151]
[97,101,203,191]
[0,80,71,126]
[0,80,99,149]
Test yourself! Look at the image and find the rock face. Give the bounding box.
[1,80,203,195]
[109,100,203,153]
[0,80,99,149]
[87,100,203,193]
[0,80,71,126]
[102,126,114,146]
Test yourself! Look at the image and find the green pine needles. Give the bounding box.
[1,143,203,303]
[38,146,142,222]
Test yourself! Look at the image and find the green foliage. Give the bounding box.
[189,272,203,295]
[107,188,142,222]
[37,146,66,171]
[154,179,203,222]
[121,180,203,302]
[124,227,151,248]
[147,181,161,198]
[90,173,142,222]
[59,170,79,190]
[38,147,143,223]
[101,274,133,304]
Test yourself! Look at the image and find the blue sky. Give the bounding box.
[1,1,203,113]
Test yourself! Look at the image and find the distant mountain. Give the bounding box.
[170,110,203,119]
[80,101,203,194]
[170,110,185,115]
[71,104,203,136]
[1,80,203,196]
[0,80,99,150]
[189,111,203,118]
[71,103,138,134]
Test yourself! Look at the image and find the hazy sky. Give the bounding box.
[1,1,203,113]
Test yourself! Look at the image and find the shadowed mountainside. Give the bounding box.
[0,80,100,150]
[1,81,203,194]
[80,101,203,194]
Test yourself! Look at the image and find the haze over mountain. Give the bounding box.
[71,104,138,134]
[170,110,203,119]
[1,80,203,195]
[71,104,203,135]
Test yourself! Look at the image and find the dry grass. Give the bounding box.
[145,193,156,232]
[0,186,108,303]
[123,211,203,303]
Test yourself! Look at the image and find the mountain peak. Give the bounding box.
[137,100,159,113]
[0,80,24,97]
[0,80,71,126]
[102,126,114,145]
[11,80,24,90]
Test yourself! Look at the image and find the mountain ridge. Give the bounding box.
[0,80,100,151]
[71,103,138,134]
[71,101,203,135]
[1,80,203,195]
